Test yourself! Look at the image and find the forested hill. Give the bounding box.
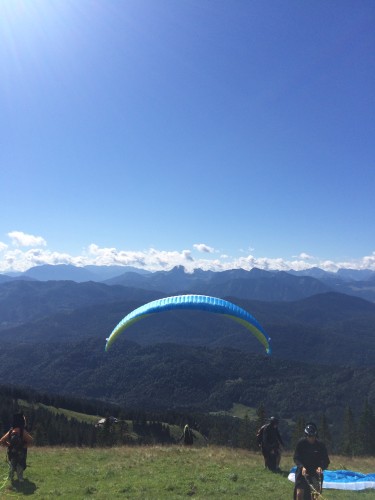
[0,277,374,440]
[0,337,373,426]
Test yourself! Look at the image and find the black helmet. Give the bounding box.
[270,416,279,425]
[12,413,25,429]
[304,423,317,437]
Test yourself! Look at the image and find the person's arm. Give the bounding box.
[262,425,269,448]
[23,430,33,446]
[0,431,10,446]
[319,442,330,470]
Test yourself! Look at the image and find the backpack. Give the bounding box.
[8,429,24,459]
[256,424,267,446]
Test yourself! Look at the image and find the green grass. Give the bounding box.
[0,447,374,499]
[210,403,258,420]
[18,399,101,424]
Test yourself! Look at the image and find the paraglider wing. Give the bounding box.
[288,467,375,491]
[105,294,271,354]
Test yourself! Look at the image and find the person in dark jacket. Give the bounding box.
[293,423,330,499]
[261,416,284,472]
[179,424,195,445]
[0,413,33,482]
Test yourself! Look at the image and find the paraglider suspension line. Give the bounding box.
[304,473,326,499]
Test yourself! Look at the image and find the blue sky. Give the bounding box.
[1,0,374,273]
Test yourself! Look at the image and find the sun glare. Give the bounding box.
[0,0,88,78]
[0,0,77,44]
[0,0,46,27]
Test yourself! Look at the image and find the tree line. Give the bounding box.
[0,385,374,456]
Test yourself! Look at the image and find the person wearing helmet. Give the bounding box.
[261,416,284,472]
[293,422,330,499]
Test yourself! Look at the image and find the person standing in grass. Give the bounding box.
[261,416,284,472]
[293,423,330,499]
[179,424,195,445]
[0,413,33,482]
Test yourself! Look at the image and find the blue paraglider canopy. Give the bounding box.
[105,294,271,354]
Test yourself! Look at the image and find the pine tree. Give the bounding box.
[291,416,305,451]
[118,414,129,444]
[255,403,266,428]
[238,413,253,450]
[340,406,357,456]
[33,422,48,446]
[357,400,375,455]
[318,413,332,452]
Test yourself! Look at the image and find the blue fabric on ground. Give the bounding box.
[288,467,375,490]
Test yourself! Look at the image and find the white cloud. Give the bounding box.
[0,248,72,273]
[319,260,340,272]
[1,231,375,274]
[193,243,215,253]
[86,244,194,270]
[362,252,375,269]
[295,252,314,260]
[8,231,47,247]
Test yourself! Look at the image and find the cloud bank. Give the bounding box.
[0,231,374,274]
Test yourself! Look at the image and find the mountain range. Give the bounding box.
[2,263,375,302]
[0,264,374,422]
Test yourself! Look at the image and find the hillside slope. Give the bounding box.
[0,338,373,422]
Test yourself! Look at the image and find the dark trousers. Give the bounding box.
[262,446,279,471]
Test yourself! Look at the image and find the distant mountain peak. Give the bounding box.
[169,265,188,274]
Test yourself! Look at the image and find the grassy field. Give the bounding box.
[0,446,374,499]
